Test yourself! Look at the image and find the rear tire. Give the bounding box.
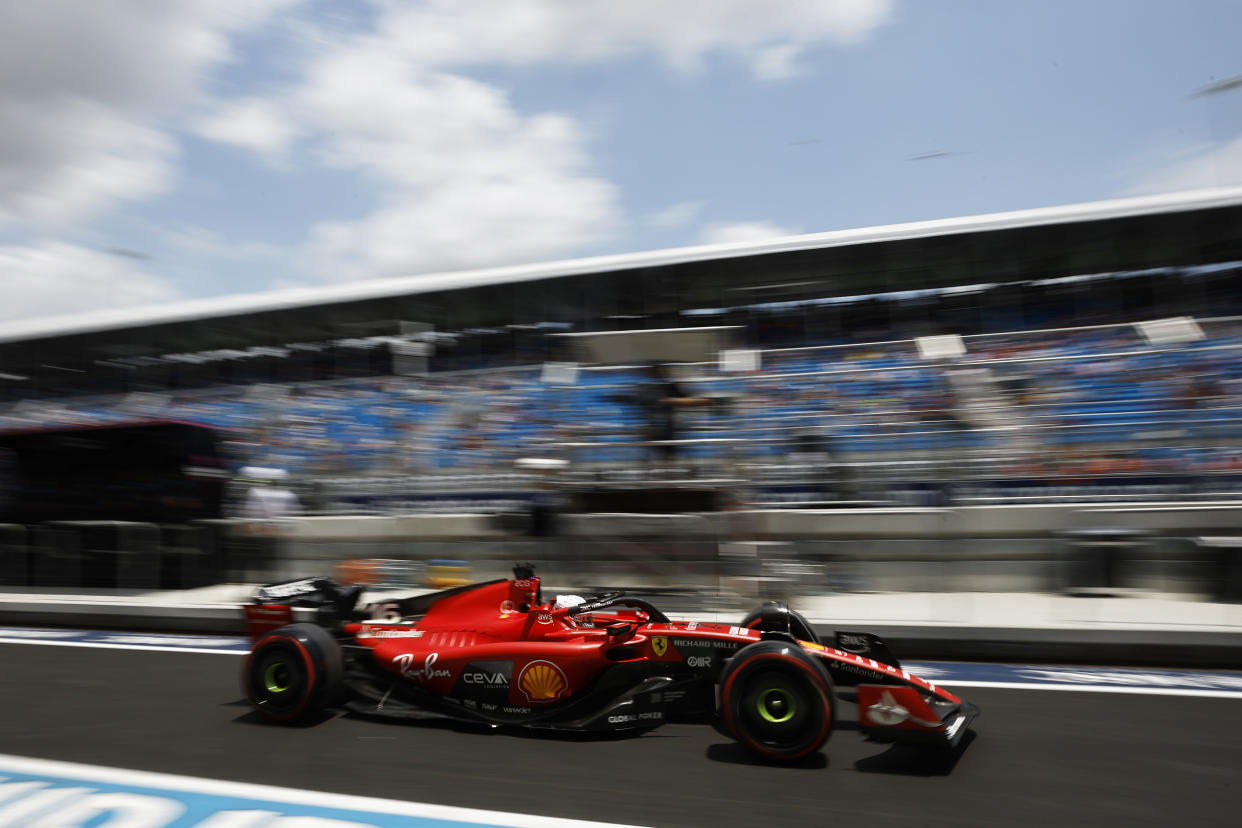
[719,641,834,761]
[243,623,342,723]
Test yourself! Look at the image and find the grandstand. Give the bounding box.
[3,187,1242,514]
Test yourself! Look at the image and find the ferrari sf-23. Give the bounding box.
[241,566,978,761]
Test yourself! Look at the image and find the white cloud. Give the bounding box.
[0,0,895,314]
[0,1,902,325]
[698,220,803,245]
[306,173,617,279]
[0,1,298,228]
[371,0,893,79]
[647,201,706,230]
[266,39,622,280]
[192,98,300,161]
[193,1,895,282]
[0,94,179,228]
[0,100,178,226]
[174,1,895,286]
[1127,133,1242,195]
[0,242,181,322]
[751,43,805,81]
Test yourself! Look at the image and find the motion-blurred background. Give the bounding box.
[1,2,1241,630]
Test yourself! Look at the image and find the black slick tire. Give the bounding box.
[719,640,835,761]
[242,622,343,723]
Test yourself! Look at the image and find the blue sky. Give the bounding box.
[2,0,1241,323]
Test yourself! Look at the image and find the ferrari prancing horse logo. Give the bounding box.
[651,636,668,657]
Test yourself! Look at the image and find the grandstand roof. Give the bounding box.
[5,185,1242,347]
[3,184,1242,380]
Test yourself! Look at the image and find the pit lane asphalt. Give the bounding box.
[1,643,1237,828]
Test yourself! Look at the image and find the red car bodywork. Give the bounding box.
[243,571,977,758]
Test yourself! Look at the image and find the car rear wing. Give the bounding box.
[243,576,363,641]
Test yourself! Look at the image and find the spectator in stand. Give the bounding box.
[238,466,302,520]
[1181,371,1223,409]
[631,363,712,471]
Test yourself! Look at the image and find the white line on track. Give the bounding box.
[0,753,647,828]
[0,637,241,655]
[938,680,1242,699]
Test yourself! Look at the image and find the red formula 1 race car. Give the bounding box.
[241,566,978,762]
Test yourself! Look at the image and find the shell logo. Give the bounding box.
[518,660,567,703]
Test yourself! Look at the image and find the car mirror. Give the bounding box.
[605,621,635,641]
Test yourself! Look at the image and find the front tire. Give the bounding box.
[719,641,835,761]
[243,623,343,723]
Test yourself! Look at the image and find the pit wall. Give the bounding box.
[2,503,1238,599]
[252,503,1241,598]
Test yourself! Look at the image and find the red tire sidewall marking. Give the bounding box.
[721,651,834,760]
[245,633,318,722]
